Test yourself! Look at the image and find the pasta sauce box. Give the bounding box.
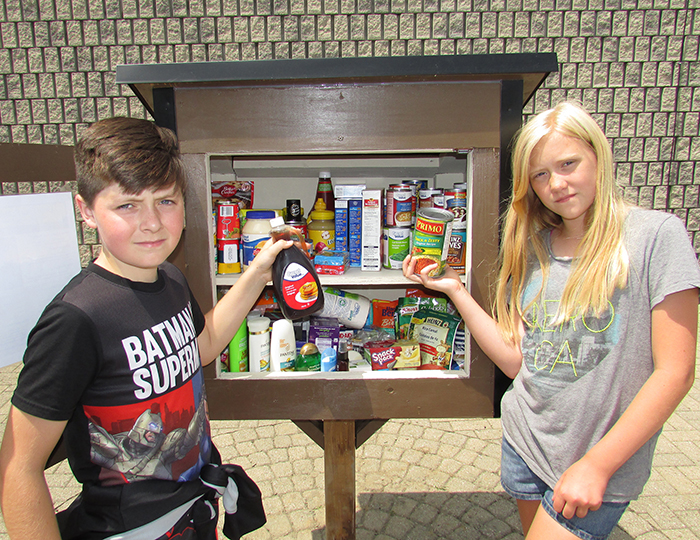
[361,189,382,272]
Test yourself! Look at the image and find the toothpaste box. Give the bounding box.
[348,199,362,267]
[361,189,382,272]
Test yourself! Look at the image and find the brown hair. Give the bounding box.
[74,117,186,207]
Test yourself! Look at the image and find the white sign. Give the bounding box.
[0,192,81,368]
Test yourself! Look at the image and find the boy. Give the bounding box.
[0,117,289,539]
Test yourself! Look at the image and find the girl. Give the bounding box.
[403,101,700,540]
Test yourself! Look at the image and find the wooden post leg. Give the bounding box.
[324,420,356,540]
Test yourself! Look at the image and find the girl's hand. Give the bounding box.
[402,254,464,298]
[552,456,609,519]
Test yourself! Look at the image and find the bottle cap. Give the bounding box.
[270,216,285,228]
[319,171,331,179]
[310,198,334,220]
[246,210,276,219]
[247,316,270,332]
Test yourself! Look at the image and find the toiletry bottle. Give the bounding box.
[270,318,297,371]
[228,322,249,372]
[337,339,349,371]
[321,347,337,372]
[269,216,324,320]
[247,316,270,372]
[295,342,321,371]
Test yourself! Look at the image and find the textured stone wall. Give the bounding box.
[1,0,699,259]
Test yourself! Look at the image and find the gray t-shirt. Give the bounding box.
[501,208,700,501]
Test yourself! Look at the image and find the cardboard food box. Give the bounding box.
[364,340,421,370]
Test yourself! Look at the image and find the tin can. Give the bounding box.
[419,188,444,209]
[444,187,467,230]
[217,238,241,274]
[386,185,413,228]
[382,227,412,269]
[446,229,467,275]
[404,179,428,192]
[216,202,240,240]
[411,208,454,277]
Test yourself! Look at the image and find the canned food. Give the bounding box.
[216,202,240,240]
[217,238,241,274]
[386,186,413,227]
[444,187,467,230]
[382,227,412,269]
[446,229,467,275]
[411,208,454,277]
[419,188,444,209]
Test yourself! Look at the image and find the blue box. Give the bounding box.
[335,199,348,252]
[348,199,362,267]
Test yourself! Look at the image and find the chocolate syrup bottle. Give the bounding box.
[269,216,324,320]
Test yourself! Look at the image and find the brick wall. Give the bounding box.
[1,0,699,259]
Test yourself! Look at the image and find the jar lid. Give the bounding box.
[246,210,276,219]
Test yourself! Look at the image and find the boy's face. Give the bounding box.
[76,182,185,282]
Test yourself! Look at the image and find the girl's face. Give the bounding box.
[528,132,598,232]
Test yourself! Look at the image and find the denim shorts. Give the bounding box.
[500,437,629,540]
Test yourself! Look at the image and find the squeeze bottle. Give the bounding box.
[269,217,324,320]
[270,318,296,371]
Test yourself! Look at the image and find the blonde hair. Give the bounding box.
[495,101,629,344]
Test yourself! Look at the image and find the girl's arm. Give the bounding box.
[552,287,698,520]
[403,255,524,377]
[197,237,293,364]
[0,407,67,540]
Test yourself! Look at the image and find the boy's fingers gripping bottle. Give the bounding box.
[270,217,325,320]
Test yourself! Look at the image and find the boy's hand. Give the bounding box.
[402,254,464,297]
[247,237,293,282]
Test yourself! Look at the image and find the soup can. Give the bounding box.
[386,185,413,227]
[419,188,444,209]
[446,229,467,275]
[444,187,467,230]
[382,227,412,269]
[411,208,454,277]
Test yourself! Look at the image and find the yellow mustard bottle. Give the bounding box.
[307,198,335,252]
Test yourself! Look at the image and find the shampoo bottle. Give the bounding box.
[228,322,249,372]
[247,316,270,372]
[270,318,297,371]
[269,216,324,320]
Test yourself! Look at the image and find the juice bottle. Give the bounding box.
[269,216,325,320]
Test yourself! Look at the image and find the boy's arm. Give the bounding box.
[552,287,698,519]
[0,406,67,540]
[197,237,292,365]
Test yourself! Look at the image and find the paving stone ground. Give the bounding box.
[0,356,698,539]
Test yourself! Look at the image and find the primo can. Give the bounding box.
[382,227,412,269]
[411,208,454,277]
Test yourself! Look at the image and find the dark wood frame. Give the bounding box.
[117,54,557,539]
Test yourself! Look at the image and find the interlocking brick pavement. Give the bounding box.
[0,356,698,539]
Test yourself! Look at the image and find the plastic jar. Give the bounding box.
[241,210,276,269]
[307,199,335,252]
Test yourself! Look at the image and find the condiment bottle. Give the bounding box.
[285,199,307,238]
[269,216,324,320]
[315,171,334,212]
[307,199,336,252]
[241,210,277,269]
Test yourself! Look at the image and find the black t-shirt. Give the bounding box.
[12,262,211,487]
